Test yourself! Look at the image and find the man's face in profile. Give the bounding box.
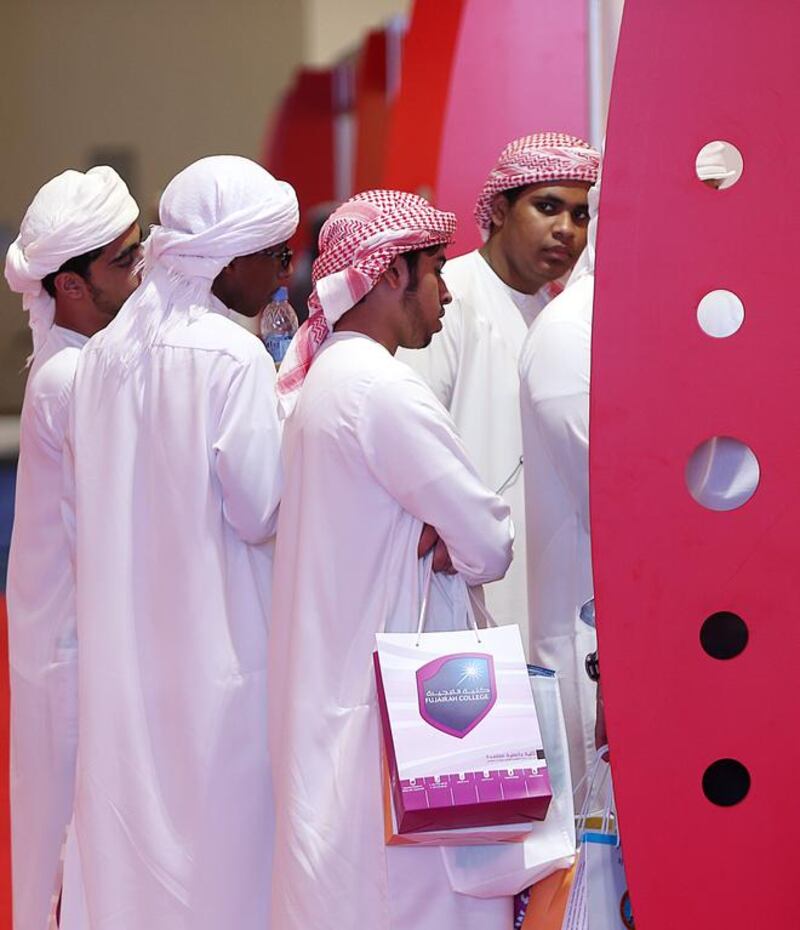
[214,241,294,317]
[80,222,142,318]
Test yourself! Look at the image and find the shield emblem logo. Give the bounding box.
[416,652,497,738]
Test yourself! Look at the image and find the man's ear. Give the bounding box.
[54,271,89,302]
[489,193,511,231]
[382,255,408,291]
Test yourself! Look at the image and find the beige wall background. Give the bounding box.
[303,0,409,66]
[0,0,410,414]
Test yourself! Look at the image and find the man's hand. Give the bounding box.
[432,537,456,574]
[418,523,457,574]
[418,522,438,558]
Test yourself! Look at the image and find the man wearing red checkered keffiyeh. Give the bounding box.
[269,190,515,930]
[276,189,456,416]
[398,132,600,650]
[473,132,600,238]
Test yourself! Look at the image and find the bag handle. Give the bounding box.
[415,554,482,646]
[466,586,498,629]
[415,553,435,640]
[589,757,619,846]
[599,761,621,847]
[575,747,605,820]
[575,746,611,835]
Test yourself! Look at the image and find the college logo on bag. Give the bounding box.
[416,652,497,738]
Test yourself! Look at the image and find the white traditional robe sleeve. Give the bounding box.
[519,276,597,790]
[399,249,552,646]
[6,325,86,930]
[214,354,283,543]
[359,370,513,583]
[69,311,281,930]
[269,332,513,930]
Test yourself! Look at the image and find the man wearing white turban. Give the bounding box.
[3,165,140,930]
[400,133,600,653]
[66,155,298,929]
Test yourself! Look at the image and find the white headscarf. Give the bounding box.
[4,166,139,359]
[94,155,299,367]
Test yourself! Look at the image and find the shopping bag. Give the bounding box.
[583,838,634,929]
[374,559,551,834]
[560,750,634,930]
[562,836,633,930]
[441,666,576,895]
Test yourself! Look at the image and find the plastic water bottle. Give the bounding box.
[260,286,298,368]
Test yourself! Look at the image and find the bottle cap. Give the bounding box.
[274,286,289,302]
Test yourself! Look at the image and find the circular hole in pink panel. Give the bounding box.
[703,758,750,806]
[700,611,748,660]
[696,140,744,190]
[697,289,745,338]
[685,437,760,511]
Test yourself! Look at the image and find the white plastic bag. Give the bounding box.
[583,840,633,929]
[441,665,576,897]
[561,750,633,930]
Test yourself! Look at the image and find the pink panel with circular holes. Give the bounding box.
[592,1,800,926]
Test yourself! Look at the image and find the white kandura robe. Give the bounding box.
[518,275,597,790]
[269,332,514,930]
[7,325,85,930]
[66,304,282,930]
[398,249,553,648]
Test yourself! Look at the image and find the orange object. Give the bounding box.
[521,866,576,930]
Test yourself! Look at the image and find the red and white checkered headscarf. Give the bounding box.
[276,189,456,416]
[474,132,600,237]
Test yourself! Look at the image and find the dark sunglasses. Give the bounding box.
[261,244,293,270]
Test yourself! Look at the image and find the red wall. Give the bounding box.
[383,0,467,199]
[353,31,390,192]
[262,69,337,251]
